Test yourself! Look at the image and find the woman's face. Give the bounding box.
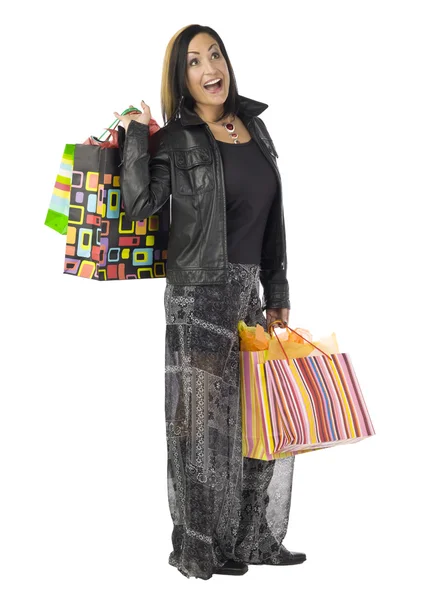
[185,33,230,108]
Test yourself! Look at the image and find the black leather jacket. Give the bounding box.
[118,94,290,311]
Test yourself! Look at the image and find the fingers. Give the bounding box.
[114,101,147,118]
[114,101,150,128]
[267,319,288,330]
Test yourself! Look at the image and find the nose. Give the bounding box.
[202,56,219,77]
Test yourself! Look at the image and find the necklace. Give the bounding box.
[220,116,240,144]
[203,114,240,144]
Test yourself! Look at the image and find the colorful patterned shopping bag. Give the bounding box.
[44,108,170,281]
[240,322,375,460]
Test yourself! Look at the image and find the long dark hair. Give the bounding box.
[161,24,240,126]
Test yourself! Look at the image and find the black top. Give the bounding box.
[217,137,278,265]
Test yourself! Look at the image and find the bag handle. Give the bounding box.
[268,320,333,362]
[97,106,142,142]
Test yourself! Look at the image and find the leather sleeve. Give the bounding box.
[118,120,171,221]
[259,194,291,311]
[259,270,291,311]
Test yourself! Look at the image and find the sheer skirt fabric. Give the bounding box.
[164,262,295,580]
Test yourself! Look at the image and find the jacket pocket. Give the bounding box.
[173,147,215,196]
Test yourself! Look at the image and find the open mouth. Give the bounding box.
[203,78,223,93]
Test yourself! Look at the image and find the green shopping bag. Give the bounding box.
[44,143,75,235]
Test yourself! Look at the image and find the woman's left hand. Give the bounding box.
[266,307,290,332]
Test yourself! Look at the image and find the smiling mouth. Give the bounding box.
[203,78,223,93]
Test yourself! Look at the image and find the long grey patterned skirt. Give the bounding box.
[164,261,295,580]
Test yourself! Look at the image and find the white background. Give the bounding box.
[1,0,433,597]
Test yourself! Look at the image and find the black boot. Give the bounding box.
[214,559,249,575]
[260,546,306,566]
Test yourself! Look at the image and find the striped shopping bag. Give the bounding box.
[44,144,75,235]
[240,322,375,460]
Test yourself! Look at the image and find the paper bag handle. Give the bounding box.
[268,320,333,362]
[97,106,142,142]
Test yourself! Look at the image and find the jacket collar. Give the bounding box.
[178,94,268,127]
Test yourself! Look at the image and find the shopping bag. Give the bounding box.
[44,115,131,237]
[44,143,75,235]
[240,321,375,460]
[44,108,170,281]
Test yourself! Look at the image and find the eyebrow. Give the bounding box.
[187,43,219,55]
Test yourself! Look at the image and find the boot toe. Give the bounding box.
[215,559,249,575]
[261,546,307,565]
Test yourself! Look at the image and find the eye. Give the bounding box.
[189,51,221,67]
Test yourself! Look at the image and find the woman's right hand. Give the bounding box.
[114,100,152,133]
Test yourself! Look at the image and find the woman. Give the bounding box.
[114,24,306,580]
